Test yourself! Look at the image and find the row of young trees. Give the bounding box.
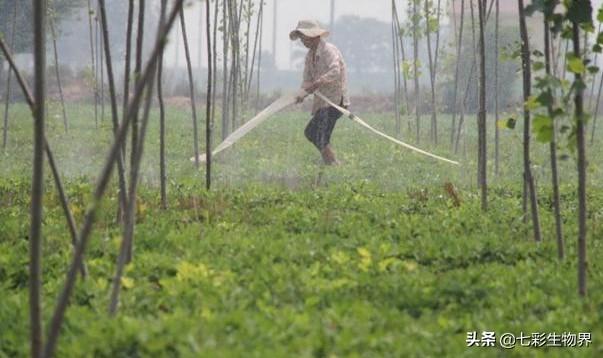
[501,0,592,296]
[391,0,442,144]
[0,0,274,356]
[392,0,593,296]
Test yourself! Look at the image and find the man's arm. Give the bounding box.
[304,47,341,94]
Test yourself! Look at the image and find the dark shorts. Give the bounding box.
[304,104,344,150]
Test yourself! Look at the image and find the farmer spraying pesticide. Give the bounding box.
[290,20,350,165]
[191,22,457,167]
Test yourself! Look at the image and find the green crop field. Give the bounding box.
[1,104,602,356]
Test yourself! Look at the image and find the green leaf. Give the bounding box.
[566,0,593,25]
[525,96,541,111]
[532,114,554,143]
[551,107,565,118]
[567,55,586,74]
[551,14,564,34]
[533,61,545,71]
[536,91,554,107]
[588,65,600,74]
[498,118,516,130]
[524,4,538,16]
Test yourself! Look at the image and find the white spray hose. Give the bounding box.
[315,91,460,166]
[190,89,307,163]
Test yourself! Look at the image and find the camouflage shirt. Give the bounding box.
[302,39,350,114]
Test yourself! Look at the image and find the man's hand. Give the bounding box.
[295,93,307,104]
[303,79,322,94]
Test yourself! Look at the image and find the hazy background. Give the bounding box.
[4,0,603,98]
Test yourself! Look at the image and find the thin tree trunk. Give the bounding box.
[110,0,169,314]
[454,64,474,154]
[433,0,442,78]
[255,1,264,110]
[94,2,105,123]
[125,0,146,263]
[454,0,497,155]
[551,36,563,77]
[412,0,421,143]
[518,0,542,242]
[109,81,156,315]
[561,39,569,81]
[99,9,105,123]
[0,36,87,279]
[49,17,68,133]
[424,0,437,144]
[588,22,602,110]
[158,0,167,210]
[571,20,587,297]
[222,0,230,140]
[477,0,487,210]
[228,0,241,131]
[237,0,245,118]
[131,0,145,179]
[211,0,219,121]
[180,7,201,168]
[206,0,213,190]
[544,20,564,260]
[95,4,102,125]
[246,1,263,101]
[227,63,235,131]
[392,0,401,136]
[393,5,411,135]
[2,0,18,150]
[122,0,135,158]
[198,2,204,71]
[98,0,130,226]
[242,0,252,103]
[43,4,185,355]
[433,0,442,140]
[31,0,46,355]
[46,141,89,277]
[591,69,603,144]
[87,0,98,128]
[1,25,4,126]
[494,0,500,176]
[454,0,477,155]
[451,0,464,148]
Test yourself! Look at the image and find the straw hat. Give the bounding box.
[289,20,330,40]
